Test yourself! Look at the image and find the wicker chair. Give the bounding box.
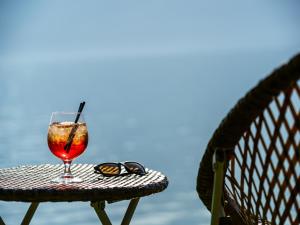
[197,53,300,225]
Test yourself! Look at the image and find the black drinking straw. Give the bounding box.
[64,101,85,152]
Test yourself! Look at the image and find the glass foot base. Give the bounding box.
[51,174,83,184]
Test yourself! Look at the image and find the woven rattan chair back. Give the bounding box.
[197,53,300,225]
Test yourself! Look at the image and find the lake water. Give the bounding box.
[0,49,298,224]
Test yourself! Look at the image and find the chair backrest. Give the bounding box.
[197,53,300,225]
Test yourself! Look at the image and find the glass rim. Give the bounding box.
[51,111,85,115]
[49,111,86,124]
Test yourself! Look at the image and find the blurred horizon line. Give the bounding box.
[1,44,299,66]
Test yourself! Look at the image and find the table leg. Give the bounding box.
[120,198,140,225]
[91,201,113,225]
[21,202,39,225]
[0,216,5,225]
[91,198,140,225]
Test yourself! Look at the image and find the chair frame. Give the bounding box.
[197,53,300,225]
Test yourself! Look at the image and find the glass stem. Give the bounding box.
[63,161,72,176]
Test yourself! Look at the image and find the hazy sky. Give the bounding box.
[0,1,300,65]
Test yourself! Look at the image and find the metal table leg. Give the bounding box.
[0,216,5,225]
[3,199,139,225]
[91,201,113,225]
[21,202,39,225]
[91,198,140,225]
[0,202,39,225]
[121,198,140,225]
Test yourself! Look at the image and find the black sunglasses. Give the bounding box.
[94,162,147,177]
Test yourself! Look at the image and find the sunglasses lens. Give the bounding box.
[124,162,146,175]
[96,163,120,176]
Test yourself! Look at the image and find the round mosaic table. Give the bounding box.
[0,164,168,225]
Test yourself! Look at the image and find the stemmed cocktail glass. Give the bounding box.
[47,111,88,183]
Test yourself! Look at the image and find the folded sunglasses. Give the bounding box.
[94,162,147,176]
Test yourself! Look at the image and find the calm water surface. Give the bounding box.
[0,50,298,224]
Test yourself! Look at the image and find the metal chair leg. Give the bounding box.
[211,150,226,225]
[21,202,39,225]
[121,198,140,225]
